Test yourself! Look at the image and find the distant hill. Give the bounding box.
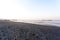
[0,20,60,40]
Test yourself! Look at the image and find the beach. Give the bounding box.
[0,20,60,40]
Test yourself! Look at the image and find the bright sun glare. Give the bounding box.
[0,0,31,19]
[0,0,59,20]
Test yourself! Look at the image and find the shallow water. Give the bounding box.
[18,20,60,27]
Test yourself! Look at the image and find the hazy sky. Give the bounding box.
[0,0,60,20]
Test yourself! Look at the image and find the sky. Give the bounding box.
[0,0,60,20]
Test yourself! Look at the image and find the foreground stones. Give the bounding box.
[0,20,60,40]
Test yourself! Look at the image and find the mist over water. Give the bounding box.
[14,19,60,27]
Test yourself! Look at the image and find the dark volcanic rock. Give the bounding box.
[0,20,60,40]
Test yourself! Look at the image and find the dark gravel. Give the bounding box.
[0,20,60,40]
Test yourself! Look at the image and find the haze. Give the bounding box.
[0,0,60,20]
